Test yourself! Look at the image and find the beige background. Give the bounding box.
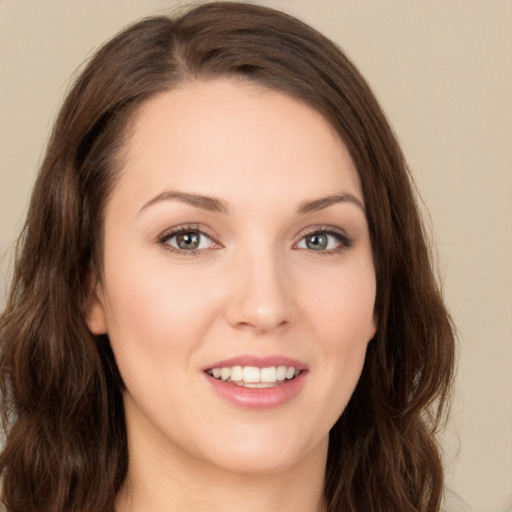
[0,0,511,510]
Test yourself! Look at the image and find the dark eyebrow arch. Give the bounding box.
[296,193,365,214]
[139,191,230,214]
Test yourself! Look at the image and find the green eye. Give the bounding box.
[304,233,329,250]
[296,229,353,252]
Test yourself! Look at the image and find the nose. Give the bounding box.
[224,248,296,334]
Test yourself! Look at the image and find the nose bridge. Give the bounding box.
[225,240,294,333]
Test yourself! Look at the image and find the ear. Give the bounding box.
[84,277,108,335]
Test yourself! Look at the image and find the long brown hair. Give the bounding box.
[0,3,455,511]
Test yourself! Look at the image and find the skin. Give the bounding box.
[87,78,377,512]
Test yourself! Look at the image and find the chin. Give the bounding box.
[195,427,328,476]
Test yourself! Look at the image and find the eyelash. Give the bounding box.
[157,225,220,256]
[156,225,354,256]
[294,226,354,254]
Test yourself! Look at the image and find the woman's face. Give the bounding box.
[87,78,376,476]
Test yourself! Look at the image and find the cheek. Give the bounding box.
[100,264,211,416]
[100,253,224,365]
[313,263,376,344]
[307,264,375,409]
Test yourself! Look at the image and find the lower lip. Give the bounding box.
[205,372,307,409]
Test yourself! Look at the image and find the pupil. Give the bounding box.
[177,232,200,250]
[307,234,327,250]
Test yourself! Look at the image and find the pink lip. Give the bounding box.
[202,354,309,410]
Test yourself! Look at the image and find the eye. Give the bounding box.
[158,227,220,254]
[295,228,353,253]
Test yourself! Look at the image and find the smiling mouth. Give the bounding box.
[205,365,302,388]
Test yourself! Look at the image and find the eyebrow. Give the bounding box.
[139,191,230,214]
[296,193,365,214]
[139,190,365,215]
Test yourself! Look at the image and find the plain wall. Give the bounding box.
[1,1,511,510]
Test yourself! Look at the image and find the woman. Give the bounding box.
[0,2,455,511]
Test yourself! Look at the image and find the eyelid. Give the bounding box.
[155,223,354,256]
[293,225,355,252]
[156,224,222,255]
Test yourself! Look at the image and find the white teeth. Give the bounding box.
[285,367,296,380]
[243,366,260,383]
[230,366,243,381]
[220,367,230,381]
[207,365,301,385]
[260,366,277,383]
[276,365,287,381]
[245,382,277,388]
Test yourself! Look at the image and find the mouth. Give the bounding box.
[205,365,302,388]
[203,357,308,409]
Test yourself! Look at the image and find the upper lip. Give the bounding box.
[204,355,308,371]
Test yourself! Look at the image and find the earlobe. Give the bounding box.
[85,281,108,335]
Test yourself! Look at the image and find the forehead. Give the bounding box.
[113,78,362,213]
